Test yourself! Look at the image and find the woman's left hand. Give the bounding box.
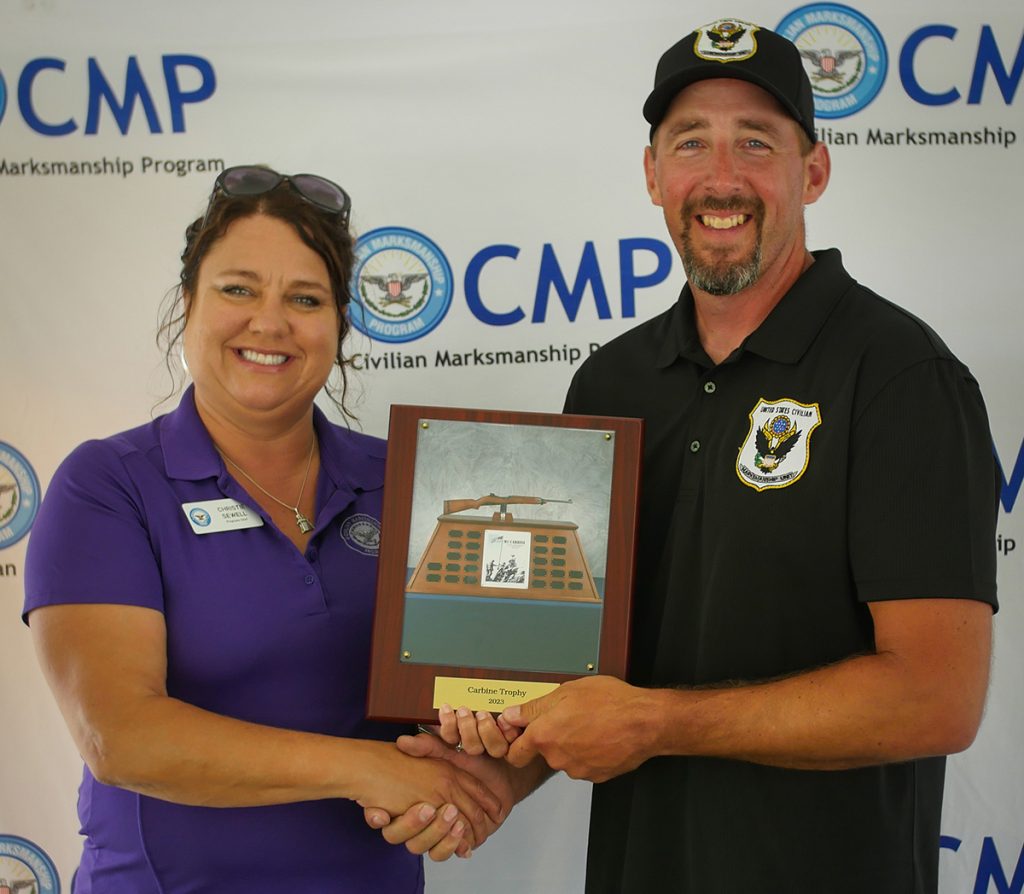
[438,703,520,757]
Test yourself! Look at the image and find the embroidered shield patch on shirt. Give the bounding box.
[736,398,822,491]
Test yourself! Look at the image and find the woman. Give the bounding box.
[23,166,503,893]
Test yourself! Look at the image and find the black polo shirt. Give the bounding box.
[564,249,998,894]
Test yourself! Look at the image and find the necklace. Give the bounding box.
[220,436,316,534]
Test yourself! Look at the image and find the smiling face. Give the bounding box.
[644,78,829,298]
[182,214,340,429]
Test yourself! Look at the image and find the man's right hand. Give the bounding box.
[355,739,502,853]
[362,732,521,860]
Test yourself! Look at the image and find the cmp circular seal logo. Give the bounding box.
[0,443,41,549]
[0,70,7,126]
[0,834,61,894]
[777,4,887,119]
[340,513,381,556]
[350,227,453,344]
[188,507,212,527]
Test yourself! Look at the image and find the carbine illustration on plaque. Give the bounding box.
[367,406,642,725]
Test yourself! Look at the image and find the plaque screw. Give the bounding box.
[586,663,595,671]
[420,422,429,430]
[604,433,612,441]
[402,650,412,659]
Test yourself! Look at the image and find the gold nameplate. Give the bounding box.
[433,676,560,713]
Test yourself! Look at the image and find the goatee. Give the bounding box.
[681,196,765,296]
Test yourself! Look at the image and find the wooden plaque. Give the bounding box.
[367,404,643,724]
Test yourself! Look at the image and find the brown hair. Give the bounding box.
[158,176,357,419]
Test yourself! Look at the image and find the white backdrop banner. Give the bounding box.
[1,2,1021,892]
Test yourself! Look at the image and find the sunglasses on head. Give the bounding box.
[203,165,352,228]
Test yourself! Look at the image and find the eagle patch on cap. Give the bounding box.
[694,19,760,63]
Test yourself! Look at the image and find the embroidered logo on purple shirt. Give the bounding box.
[340,513,381,555]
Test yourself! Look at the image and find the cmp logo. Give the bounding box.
[777,4,888,118]
[340,513,381,556]
[0,70,6,125]
[0,834,61,893]
[351,227,453,344]
[188,508,212,528]
[0,55,215,135]
[0,443,41,549]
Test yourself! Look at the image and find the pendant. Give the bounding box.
[295,511,314,534]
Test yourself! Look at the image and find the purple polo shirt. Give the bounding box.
[24,388,422,894]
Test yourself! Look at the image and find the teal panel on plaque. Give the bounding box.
[401,589,604,675]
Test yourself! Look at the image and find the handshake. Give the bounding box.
[359,675,653,860]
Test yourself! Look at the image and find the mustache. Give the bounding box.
[682,195,765,220]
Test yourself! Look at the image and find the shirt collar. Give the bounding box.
[314,406,385,496]
[655,249,852,369]
[161,385,385,494]
[161,386,221,481]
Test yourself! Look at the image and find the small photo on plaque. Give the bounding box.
[481,530,531,588]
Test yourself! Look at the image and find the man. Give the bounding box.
[370,19,998,893]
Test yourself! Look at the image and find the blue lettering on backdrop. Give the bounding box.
[976,838,1024,894]
[464,239,673,328]
[163,55,217,132]
[995,437,1024,513]
[900,26,960,106]
[465,245,523,326]
[13,55,216,135]
[18,58,75,135]
[532,242,611,324]
[86,57,162,134]
[619,238,674,318]
[969,27,1024,104]
[941,836,1024,894]
[900,23,1024,106]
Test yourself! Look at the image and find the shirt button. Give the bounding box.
[704,381,717,394]
[304,574,315,585]
[689,440,701,453]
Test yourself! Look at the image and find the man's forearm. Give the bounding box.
[504,598,991,781]
[648,599,992,770]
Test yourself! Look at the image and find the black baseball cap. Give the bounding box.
[643,18,817,144]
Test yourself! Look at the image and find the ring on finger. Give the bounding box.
[454,742,464,753]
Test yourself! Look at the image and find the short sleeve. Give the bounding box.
[23,439,165,622]
[848,358,998,607]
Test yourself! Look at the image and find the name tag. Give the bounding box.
[182,499,264,534]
